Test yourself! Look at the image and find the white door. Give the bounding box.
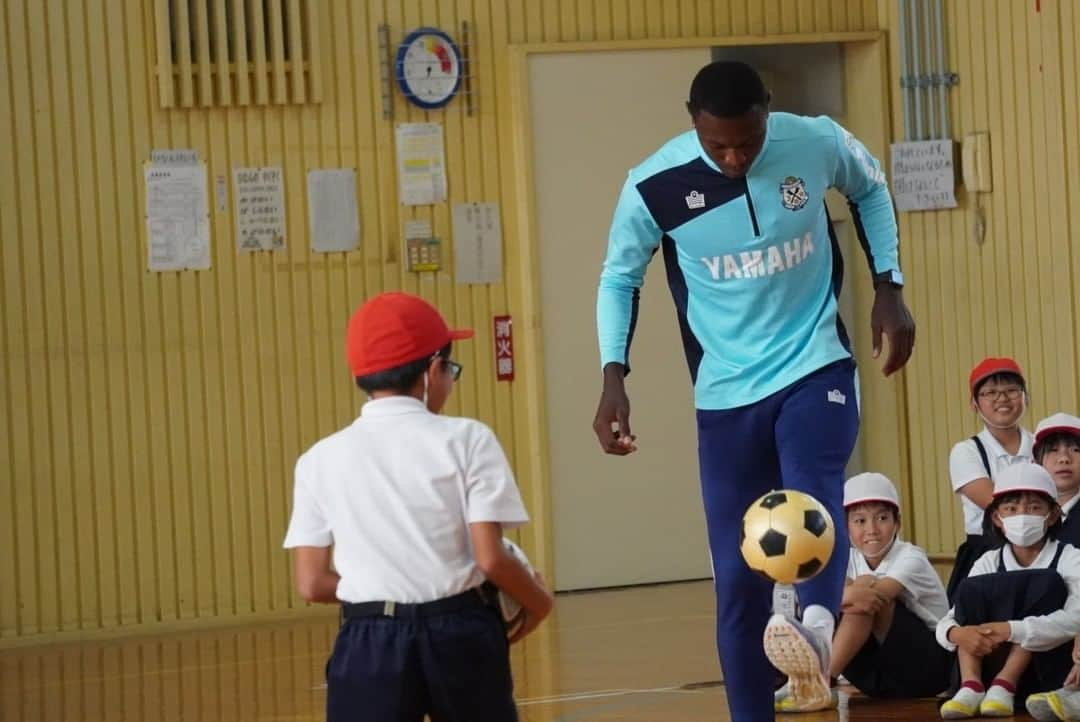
[528,48,714,591]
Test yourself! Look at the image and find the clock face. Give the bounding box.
[396,28,462,109]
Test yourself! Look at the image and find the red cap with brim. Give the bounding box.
[969,357,1024,397]
[346,292,473,377]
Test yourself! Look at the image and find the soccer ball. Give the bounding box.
[740,490,835,584]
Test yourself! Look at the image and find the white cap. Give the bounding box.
[1035,413,1080,448]
[844,472,900,509]
[992,462,1057,499]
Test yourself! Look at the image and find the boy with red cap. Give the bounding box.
[283,291,552,722]
[946,358,1035,603]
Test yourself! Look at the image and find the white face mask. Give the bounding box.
[1000,513,1048,547]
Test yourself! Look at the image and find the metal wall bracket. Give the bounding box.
[460,21,475,116]
[378,24,394,120]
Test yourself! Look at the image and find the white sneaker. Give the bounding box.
[774,679,839,713]
[1025,691,1059,721]
[763,614,835,712]
[978,684,1014,717]
[940,686,985,719]
[1051,686,1080,720]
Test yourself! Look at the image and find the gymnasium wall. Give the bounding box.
[875,0,1080,565]
[0,0,878,644]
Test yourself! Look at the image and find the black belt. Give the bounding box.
[341,588,489,620]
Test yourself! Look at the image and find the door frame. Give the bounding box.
[498,32,911,590]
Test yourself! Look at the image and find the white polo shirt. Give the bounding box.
[949,427,1035,535]
[283,396,529,604]
[936,539,1080,652]
[847,538,949,629]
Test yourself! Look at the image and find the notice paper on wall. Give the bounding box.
[890,140,958,212]
[395,123,447,206]
[307,169,360,252]
[234,167,286,251]
[145,162,211,271]
[452,202,502,284]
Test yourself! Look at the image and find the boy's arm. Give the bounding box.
[292,546,341,603]
[470,521,553,640]
[284,454,337,602]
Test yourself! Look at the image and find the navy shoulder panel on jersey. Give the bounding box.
[634,157,748,233]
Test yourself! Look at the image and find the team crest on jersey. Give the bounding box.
[779,176,809,210]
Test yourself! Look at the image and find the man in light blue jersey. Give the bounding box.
[593,61,915,720]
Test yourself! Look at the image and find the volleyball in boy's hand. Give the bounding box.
[498,538,532,635]
[740,490,835,584]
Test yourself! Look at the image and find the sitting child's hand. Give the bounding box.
[841,584,886,615]
[949,625,999,657]
[1066,664,1080,689]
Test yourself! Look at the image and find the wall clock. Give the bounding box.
[395,27,463,110]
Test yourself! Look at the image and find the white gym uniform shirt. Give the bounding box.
[936,539,1080,651]
[847,538,949,629]
[283,396,529,604]
[949,427,1035,534]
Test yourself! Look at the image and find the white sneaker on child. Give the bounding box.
[978,684,1015,717]
[1049,686,1080,720]
[1026,691,1061,721]
[763,614,835,712]
[940,686,986,719]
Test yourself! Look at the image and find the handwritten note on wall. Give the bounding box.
[890,140,958,212]
[234,167,286,251]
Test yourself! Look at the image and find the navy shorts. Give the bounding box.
[326,593,518,722]
[842,602,952,698]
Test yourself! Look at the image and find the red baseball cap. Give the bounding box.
[346,292,473,377]
[969,357,1024,397]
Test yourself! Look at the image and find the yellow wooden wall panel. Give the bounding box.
[874,0,1080,558]
[0,0,20,641]
[1063,0,1080,401]
[3,0,886,642]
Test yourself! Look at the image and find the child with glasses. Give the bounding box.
[283,291,552,722]
[946,358,1035,604]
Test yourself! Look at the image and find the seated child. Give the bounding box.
[938,463,1080,719]
[946,358,1034,603]
[774,472,952,712]
[1023,413,1080,721]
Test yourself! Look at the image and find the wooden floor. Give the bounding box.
[1,581,989,721]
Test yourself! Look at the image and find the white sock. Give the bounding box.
[802,604,835,653]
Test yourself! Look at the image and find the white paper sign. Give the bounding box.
[453,202,503,284]
[395,123,447,206]
[234,167,286,251]
[890,140,958,212]
[307,169,359,252]
[145,163,211,271]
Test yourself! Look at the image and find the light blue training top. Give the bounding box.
[597,112,901,410]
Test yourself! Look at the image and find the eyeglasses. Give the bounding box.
[977,386,1023,401]
[429,352,462,381]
